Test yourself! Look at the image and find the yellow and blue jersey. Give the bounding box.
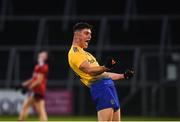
[68,46,106,86]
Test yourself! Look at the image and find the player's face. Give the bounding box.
[38,52,48,63]
[78,29,92,49]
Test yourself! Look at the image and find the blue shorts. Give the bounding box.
[90,78,120,111]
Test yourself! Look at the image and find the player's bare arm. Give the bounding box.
[79,60,108,76]
[106,72,124,81]
[106,68,135,80]
[79,61,125,80]
[28,73,44,90]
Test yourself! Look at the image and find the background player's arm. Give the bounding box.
[22,79,32,87]
[28,73,43,90]
[106,72,124,81]
[79,60,108,76]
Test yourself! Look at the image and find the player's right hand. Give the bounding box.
[104,57,116,69]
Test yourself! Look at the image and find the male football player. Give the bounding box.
[68,22,134,121]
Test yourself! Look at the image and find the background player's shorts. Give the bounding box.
[90,78,120,111]
[30,92,45,100]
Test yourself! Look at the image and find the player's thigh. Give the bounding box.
[112,109,121,121]
[98,108,114,121]
[22,96,34,109]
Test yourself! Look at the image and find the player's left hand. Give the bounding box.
[124,68,135,80]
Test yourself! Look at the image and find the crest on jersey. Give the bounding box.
[73,47,79,52]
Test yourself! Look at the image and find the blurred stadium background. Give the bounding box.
[0,0,180,121]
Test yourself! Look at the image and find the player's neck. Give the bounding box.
[72,41,82,49]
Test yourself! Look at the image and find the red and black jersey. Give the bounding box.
[30,64,48,96]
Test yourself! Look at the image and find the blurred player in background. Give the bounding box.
[68,22,135,121]
[17,50,49,121]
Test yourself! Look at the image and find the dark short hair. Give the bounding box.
[73,22,92,32]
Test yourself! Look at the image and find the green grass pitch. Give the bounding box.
[0,115,180,121]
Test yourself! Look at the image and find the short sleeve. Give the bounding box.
[70,52,87,68]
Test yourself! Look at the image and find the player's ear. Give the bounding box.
[74,31,80,39]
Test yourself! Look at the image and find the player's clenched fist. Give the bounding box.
[124,68,135,80]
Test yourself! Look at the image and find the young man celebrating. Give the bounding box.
[18,51,49,121]
[68,22,134,121]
